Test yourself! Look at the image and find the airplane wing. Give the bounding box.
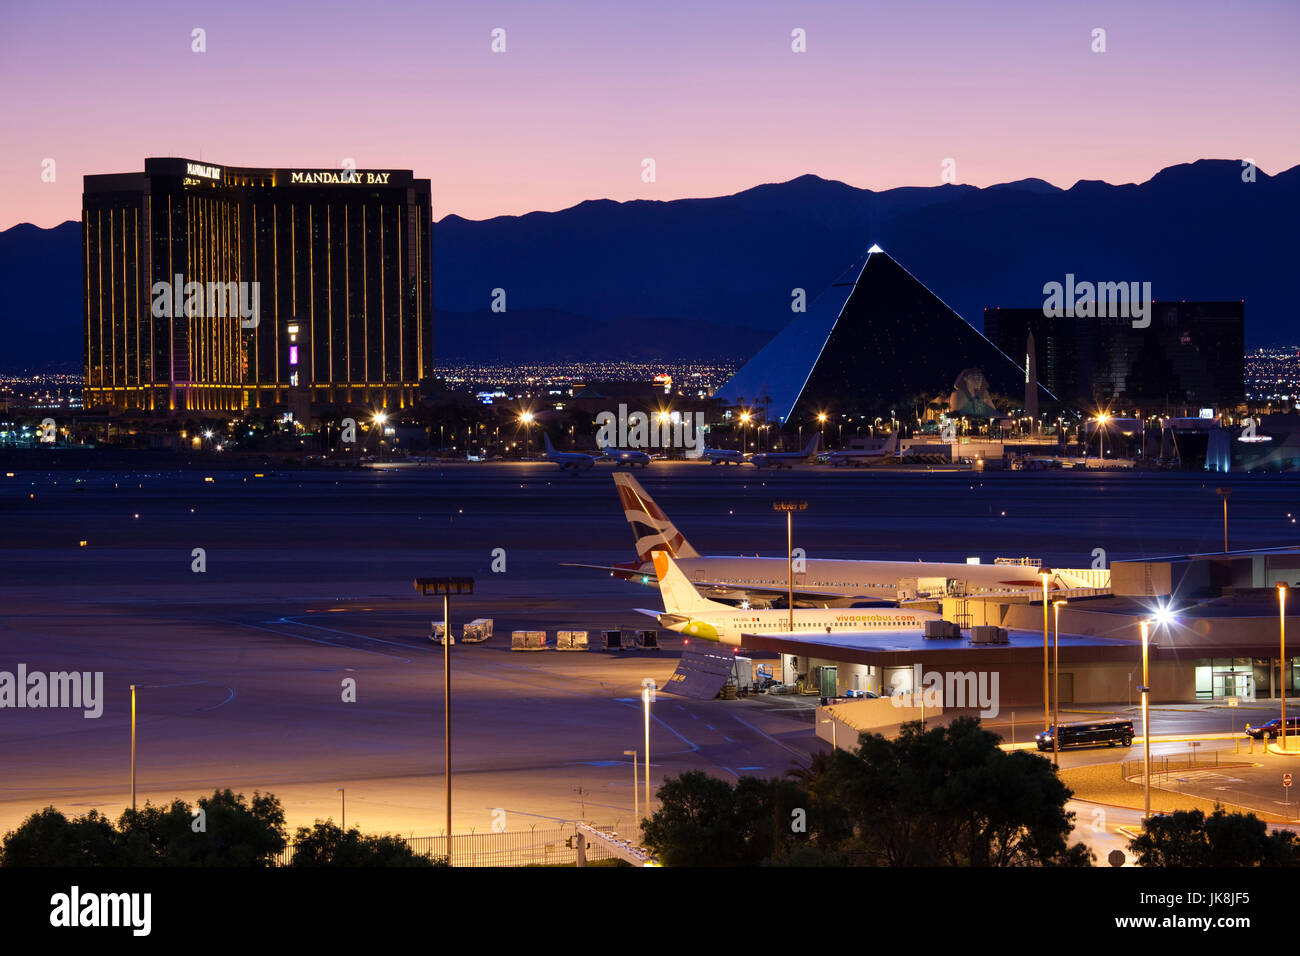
[737,629,927,652]
[691,580,850,603]
[560,562,855,602]
[560,562,645,575]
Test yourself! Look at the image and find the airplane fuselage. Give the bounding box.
[659,606,938,644]
[630,555,1048,601]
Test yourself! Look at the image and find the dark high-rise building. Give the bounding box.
[984,302,1245,413]
[83,158,432,415]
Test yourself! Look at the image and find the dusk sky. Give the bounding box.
[2,0,1296,229]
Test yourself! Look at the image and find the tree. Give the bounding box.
[792,718,1091,866]
[117,789,286,866]
[640,771,813,866]
[643,719,1091,867]
[1130,808,1300,867]
[289,821,444,867]
[1,807,141,867]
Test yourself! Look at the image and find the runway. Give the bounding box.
[2,461,1296,839]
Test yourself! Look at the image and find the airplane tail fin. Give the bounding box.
[613,472,700,563]
[884,431,898,454]
[542,432,557,454]
[804,433,820,457]
[651,550,725,615]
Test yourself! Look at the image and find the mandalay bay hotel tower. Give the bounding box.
[82,158,433,415]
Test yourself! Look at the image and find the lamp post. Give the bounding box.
[519,411,534,460]
[372,411,388,460]
[1140,619,1151,821]
[1282,584,1289,752]
[773,501,808,632]
[1053,600,1067,767]
[1040,572,1050,731]
[641,679,656,814]
[337,787,345,831]
[130,684,137,813]
[414,576,476,843]
[1096,413,1110,460]
[1216,487,1232,553]
[624,750,639,823]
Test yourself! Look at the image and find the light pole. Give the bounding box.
[624,750,639,823]
[1281,584,1289,752]
[774,501,808,632]
[820,716,837,749]
[519,411,534,460]
[130,684,137,813]
[372,411,388,460]
[1040,572,1050,731]
[1053,600,1067,766]
[1140,619,1151,821]
[337,787,345,831]
[1216,487,1232,553]
[641,679,656,814]
[414,576,476,843]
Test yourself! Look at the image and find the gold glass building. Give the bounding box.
[83,158,433,415]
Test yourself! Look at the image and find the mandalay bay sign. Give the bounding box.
[288,170,392,185]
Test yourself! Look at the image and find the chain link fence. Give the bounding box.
[271,824,622,867]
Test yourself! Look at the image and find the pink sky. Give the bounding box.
[1,0,1296,229]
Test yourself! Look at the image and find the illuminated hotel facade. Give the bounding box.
[82,158,433,415]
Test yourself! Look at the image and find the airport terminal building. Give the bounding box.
[82,158,433,415]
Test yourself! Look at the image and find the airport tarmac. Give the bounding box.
[2,462,1298,843]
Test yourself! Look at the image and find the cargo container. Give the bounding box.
[510,630,547,651]
[556,630,588,651]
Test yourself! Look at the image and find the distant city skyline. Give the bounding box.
[2,0,1297,229]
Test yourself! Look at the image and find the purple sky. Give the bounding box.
[2,0,1296,229]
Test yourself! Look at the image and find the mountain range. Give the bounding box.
[2,158,1293,372]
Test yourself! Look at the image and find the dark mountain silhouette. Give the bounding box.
[1,160,1293,371]
[0,221,83,372]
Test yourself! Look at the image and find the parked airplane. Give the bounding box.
[564,473,1083,606]
[542,433,596,473]
[826,432,899,467]
[749,433,820,469]
[638,550,939,645]
[700,444,746,465]
[600,445,652,468]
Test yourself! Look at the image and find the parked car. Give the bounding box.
[1245,716,1300,740]
[1036,719,1134,751]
